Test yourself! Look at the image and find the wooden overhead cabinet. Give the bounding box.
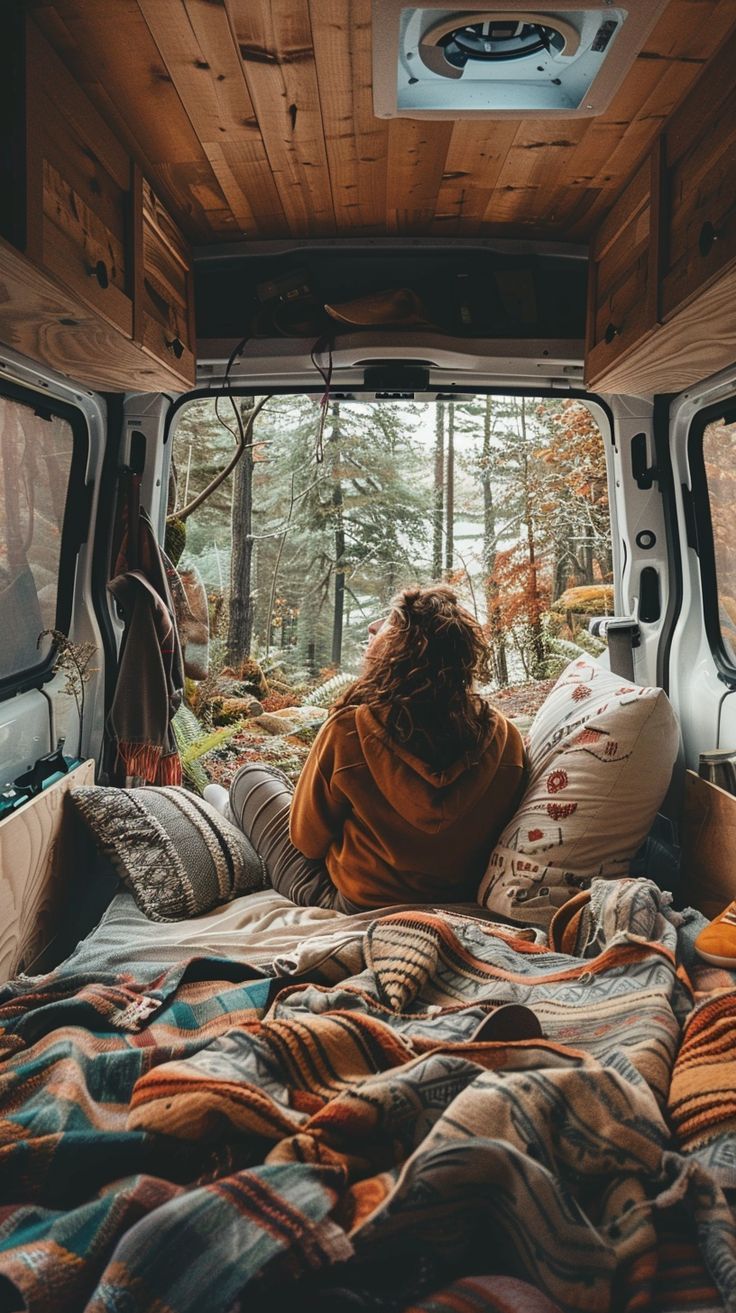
[585,156,653,387]
[0,15,195,392]
[585,28,736,397]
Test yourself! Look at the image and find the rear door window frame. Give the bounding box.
[687,395,736,685]
[0,377,89,699]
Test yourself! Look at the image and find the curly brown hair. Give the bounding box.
[332,584,494,768]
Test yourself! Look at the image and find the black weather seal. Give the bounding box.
[0,379,89,701]
[687,395,736,687]
[653,393,680,694]
[93,394,126,719]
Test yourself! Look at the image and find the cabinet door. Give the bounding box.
[136,180,196,387]
[26,25,134,339]
[585,158,654,387]
[661,34,736,323]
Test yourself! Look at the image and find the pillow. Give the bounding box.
[477,656,680,929]
[71,785,268,922]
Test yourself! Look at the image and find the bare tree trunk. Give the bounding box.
[520,400,546,673]
[581,523,594,582]
[432,401,445,579]
[444,402,455,575]
[554,553,570,600]
[226,396,255,667]
[330,402,345,667]
[481,397,508,684]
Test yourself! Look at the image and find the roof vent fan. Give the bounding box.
[372,1,670,117]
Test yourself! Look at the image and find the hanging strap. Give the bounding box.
[605,619,641,682]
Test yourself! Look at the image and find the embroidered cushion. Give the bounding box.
[71,785,267,921]
[477,657,680,929]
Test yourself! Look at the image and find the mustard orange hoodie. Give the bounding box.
[289,704,527,908]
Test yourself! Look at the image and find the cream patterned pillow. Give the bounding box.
[71,785,267,921]
[477,657,680,928]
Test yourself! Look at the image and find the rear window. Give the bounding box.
[700,410,736,668]
[170,392,612,685]
[0,385,83,690]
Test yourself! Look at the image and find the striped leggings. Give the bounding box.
[229,763,360,912]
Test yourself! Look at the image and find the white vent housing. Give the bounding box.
[372,1,669,117]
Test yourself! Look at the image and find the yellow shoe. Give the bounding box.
[695,902,736,967]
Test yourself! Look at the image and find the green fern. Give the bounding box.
[180,723,246,765]
[172,706,247,793]
[172,704,205,749]
[302,670,357,709]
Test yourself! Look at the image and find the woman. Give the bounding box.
[229,585,527,911]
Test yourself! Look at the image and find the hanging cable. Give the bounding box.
[310,333,334,464]
[215,334,249,448]
[170,337,271,523]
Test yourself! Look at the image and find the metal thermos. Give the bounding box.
[698,749,736,796]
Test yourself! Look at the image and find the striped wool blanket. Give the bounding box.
[0,878,735,1312]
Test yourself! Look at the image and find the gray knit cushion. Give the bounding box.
[71,785,268,921]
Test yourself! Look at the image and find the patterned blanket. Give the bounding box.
[1,878,736,1313]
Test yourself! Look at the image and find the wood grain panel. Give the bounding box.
[0,760,95,982]
[680,770,736,922]
[39,97,128,242]
[224,0,336,235]
[41,214,134,337]
[386,118,454,233]
[431,121,520,235]
[135,0,288,237]
[660,23,736,322]
[308,0,389,233]
[482,122,590,229]
[587,0,736,187]
[585,260,736,395]
[42,162,128,294]
[0,234,191,392]
[28,0,736,244]
[31,0,238,239]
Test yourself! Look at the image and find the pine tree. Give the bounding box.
[432,401,445,579]
[226,396,257,666]
[444,401,455,575]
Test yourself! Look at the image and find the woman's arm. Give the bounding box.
[289,722,347,859]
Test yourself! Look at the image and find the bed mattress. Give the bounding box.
[0,878,734,1312]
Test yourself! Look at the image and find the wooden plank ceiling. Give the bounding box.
[31,0,736,245]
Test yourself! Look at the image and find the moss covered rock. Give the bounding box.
[552,585,614,617]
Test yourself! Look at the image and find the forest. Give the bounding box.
[169,393,613,687]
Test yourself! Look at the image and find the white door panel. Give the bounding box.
[0,690,51,791]
[121,393,177,537]
[0,345,108,780]
[666,365,736,762]
[605,395,666,689]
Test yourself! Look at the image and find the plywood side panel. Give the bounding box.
[680,770,736,922]
[0,760,95,982]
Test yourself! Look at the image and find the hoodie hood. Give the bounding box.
[353,704,509,834]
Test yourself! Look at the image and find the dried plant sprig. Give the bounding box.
[38,630,98,758]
